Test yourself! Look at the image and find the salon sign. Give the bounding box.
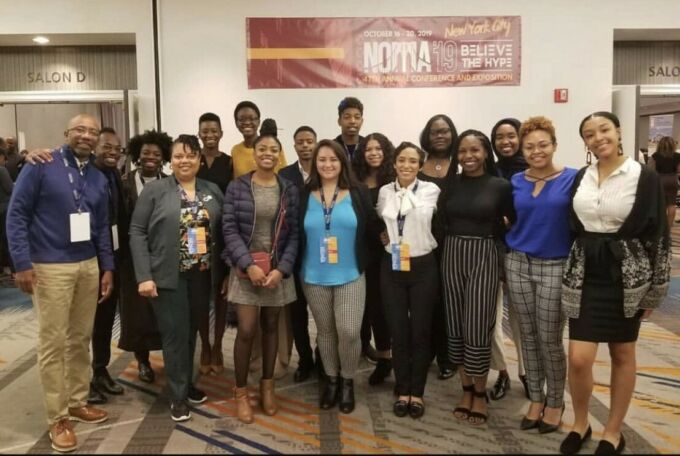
[246,16,521,89]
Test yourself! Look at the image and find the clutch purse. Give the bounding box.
[237,251,272,278]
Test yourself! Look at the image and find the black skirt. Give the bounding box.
[569,233,643,343]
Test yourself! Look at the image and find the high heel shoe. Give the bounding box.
[538,403,565,434]
[233,386,254,424]
[560,425,592,455]
[260,378,277,416]
[468,390,489,426]
[320,376,340,410]
[338,377,355,414]
[453,384,475,420]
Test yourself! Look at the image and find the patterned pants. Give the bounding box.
[505,250,566,408]
[441,236,499,377]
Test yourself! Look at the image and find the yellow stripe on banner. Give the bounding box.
[247,48,345,60]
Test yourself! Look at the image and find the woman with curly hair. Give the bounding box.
[352,133,396,385]
[118,129,172,384]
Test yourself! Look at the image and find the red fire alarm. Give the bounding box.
[554,88,568,103]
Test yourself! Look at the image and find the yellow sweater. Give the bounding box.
[231,141,288,178]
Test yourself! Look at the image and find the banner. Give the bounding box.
[246,16,521,89]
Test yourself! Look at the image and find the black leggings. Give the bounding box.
[361,260,391,352]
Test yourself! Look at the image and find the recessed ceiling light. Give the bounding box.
[32,36,50,45]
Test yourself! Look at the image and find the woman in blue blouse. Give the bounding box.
[504,116,577,434]
[300,139,379,414]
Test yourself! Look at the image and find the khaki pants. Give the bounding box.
[33,257,100,425]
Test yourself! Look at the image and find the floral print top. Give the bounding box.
[178,184,212,272]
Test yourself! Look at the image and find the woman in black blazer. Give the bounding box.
[129,135,224,423]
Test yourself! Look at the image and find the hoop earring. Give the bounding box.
[585,146,592,165]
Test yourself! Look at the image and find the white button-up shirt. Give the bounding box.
[377,178,440,257]
[573,157,640,233]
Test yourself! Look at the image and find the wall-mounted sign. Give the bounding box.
[246,16,522,89]
[0,46,136,91]
[614,42,680,84]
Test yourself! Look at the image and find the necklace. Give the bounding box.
[524,169,562,182]
[429,157,449,173]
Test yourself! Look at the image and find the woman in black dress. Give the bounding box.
[560,112,670,455]
[352,133,396,385]
[647,135,680,232]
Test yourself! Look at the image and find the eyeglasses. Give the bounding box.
[236,116,259,124]
[68,126,100,136]
[523,141,554,153]
[101,144,124,153]
[430,128,451,137]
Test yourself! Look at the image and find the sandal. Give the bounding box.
[453,384,474,420]
[468,389,489,426]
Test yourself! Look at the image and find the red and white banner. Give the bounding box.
[246,16,521,89]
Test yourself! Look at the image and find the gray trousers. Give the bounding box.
[303,274,366,379]
[505,250,566,408]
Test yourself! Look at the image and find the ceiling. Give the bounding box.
[0,33,135,47]
[614,29,680,41]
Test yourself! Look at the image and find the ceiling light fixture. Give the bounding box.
[32,36,50,45]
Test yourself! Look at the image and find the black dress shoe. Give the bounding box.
[294,364,313,383]
[138,361,155,384]
[87,383,107,405]
[408,400,425,419]
[338,377,355,414]
[320,376,340,409]
[368,359,392,385]
[489,372,510,400]
[520,416,541,430]
[393,399,409,417]
[93,370,124,395]
[594,434,625,455]
[560,426,592,455]
[438,366,455,380]
[519,374,530,400]
[539,404,565,434]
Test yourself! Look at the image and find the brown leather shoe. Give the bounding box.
[49,418,77,452]
[233,386,254,424]
[260,378,278,416]
[68,405,108,424]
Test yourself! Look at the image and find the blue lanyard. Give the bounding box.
[395,181,418,241]
[60,146,89,213]
[320,186,340,233]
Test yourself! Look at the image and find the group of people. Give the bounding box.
[3,96,671,456]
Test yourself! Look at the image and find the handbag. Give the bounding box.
[237,200,286,279]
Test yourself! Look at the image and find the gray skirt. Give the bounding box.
[227,267,296,307]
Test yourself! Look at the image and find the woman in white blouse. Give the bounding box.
[560,112,670,455]
[377,142,441,419]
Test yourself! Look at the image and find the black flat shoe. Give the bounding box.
[93,370,124,395]
[560,425,592,455]
[438,367,455,380]
[393,399,409,417]
[320,376,340,409]
[87,383,107,405]
[539,403,565,434]
[489,372,510,400]
[368,359,392,385]
[594,434,625,455]
[408,400,425,419]
[138,362,155,384]
[338,377,355,414]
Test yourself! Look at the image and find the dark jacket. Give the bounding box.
[299,183,380,275]
[278,162,306,189]
[222,172,299,277]
[562,164,670,318]
[129,176,224,290]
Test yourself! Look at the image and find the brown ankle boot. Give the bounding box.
[260,378,278,416]
[233,386,254,423]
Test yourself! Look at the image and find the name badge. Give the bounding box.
[70,212,91,243]
[188,227,207,255]
[391,243,411,271]
[320,236,339,264]
[111,224,119,251]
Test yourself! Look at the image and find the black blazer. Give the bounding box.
[278,162,305,190]
[298,183,380,274]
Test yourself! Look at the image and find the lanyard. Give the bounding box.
[320,186,340,234]
[177,184,201,217]
[60,146,89,212]
[395,181,418,242]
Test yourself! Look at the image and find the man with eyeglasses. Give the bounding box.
[6,114,113,453]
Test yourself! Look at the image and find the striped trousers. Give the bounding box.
[441,236,499,377]
[302,274,366,379]
[505,250,566,408]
